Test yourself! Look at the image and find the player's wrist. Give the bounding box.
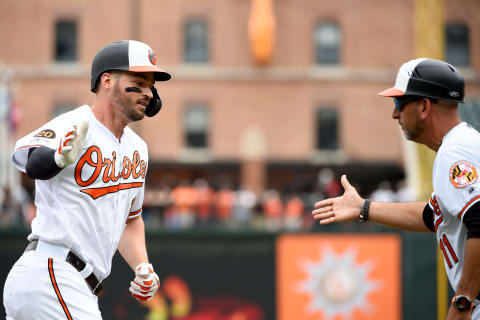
[359,199,372,222]
[451,294,474,312]
[54,150,67,168]
[135,262,153,271]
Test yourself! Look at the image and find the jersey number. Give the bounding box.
[439,234,459,269]
[34,129,56,139]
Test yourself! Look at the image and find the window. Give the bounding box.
[184,105,209,148]
[315,108,338,150]
[446,23,470,67]
[314,22,341,65]
[55,20,77,62]
[184,19,208,63]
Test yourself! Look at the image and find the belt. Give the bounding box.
[26,240,103,296]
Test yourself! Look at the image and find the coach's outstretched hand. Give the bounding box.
[312,175,364,225]
[129,262,160,302]
[54,119,89,168]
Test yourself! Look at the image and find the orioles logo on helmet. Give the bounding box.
[148,48,157,66]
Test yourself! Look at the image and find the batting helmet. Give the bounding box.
[90,40,171,117]
[90,40,171,93]
[378,58,464,102]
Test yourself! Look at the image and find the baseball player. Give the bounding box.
[312,58,480,320]
[3,40,171,319]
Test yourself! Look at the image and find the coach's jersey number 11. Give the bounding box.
[439,233,459,269]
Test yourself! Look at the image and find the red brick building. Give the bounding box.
[1,0,479,194]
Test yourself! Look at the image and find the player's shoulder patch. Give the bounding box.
[449,160,478,188]
[34,129,56,139]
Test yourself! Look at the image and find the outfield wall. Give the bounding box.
[0,229,437,320]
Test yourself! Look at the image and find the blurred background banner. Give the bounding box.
[276,234,401,320]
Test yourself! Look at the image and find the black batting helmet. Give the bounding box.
[378,58,465,102]
[90,40,171,93]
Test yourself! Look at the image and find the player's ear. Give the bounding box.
[418,98,432,120]
[99,72,115,91]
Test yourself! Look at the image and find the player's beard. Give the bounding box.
[112,82,145,122]
[403,116,425,142]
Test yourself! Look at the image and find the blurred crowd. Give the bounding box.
[139,169,416,232]
[0,169,416,232]
[0,183,35,230]
[142,178,309,232]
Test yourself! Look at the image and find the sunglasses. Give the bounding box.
[394,97,439,112]
[394,97,421,112]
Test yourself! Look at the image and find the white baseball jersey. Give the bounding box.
[11,105,148,281]
[429,122,480,302]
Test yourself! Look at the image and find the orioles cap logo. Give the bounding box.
[148,49,157,66]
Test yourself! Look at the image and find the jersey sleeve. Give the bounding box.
[11,107,90,173]
[434,151,480,222]
[128,198,143,219]
[423,200,435,232]
[463,201,480,239]
[11,111,81,172]
[12,123,62,172]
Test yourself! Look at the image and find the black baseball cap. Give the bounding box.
[378,58,464,102]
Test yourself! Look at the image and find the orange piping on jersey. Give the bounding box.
[129,198,136,212]
[48,258,73,320]
[80,182,144,200]
[15,144,44,151]
[430,195,442,215]
[129,207,142,217]
[434,216,443,232]
[457,195,480,220]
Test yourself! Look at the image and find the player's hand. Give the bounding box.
[312,175,363,225]
[54,119,89,168]
[129,262,160,302]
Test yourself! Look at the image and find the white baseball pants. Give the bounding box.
[3,241,102,320]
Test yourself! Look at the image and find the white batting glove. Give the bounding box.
[129,262,160,302]
[54,119,89,168]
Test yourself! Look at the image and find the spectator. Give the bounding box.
[168,180,197,229]
[232,185,257,229]
[194,178,215,227]
[0,185,24,228]
[215,184,236,227]
[317,168,342,198]
[262,189,283,231]
[143,181,172,230]
[284,193,304,231]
